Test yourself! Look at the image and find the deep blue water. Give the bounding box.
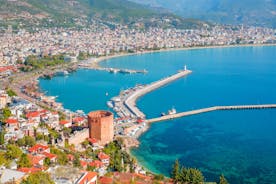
[39,46,276,183]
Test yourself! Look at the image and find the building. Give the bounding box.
[87,111,114,145]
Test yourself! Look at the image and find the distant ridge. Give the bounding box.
[0,0,207,29]
[130,0,276,28]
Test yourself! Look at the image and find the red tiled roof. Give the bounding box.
[89,160,104,168]
[42,152,57,160]
[28,144,49,153]
[5,118,18,124]
[99,177,113,184]
[67,154,74,161]
[73,117,85,122]
[0,66,17,73]
[18,167,41,173]
[88,138,98,144]
[28,154,45,166]
[98,152,110,160]
[26,111,40,119]
[77,172,97,184]
[59,120,70,125]
[80,160,88,168]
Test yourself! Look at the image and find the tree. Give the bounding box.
[17,136,36,147]
[6,89,17,97]
[5,144,22,159]
[2,107,11,121]
[17,153,31,168]
[188,168,204,184]
[171,159,180,182]
[44,157,51,167]
[154,174,165,181]
[24,136,36,147]
[73,154,81,168]
[0,131,5,145]
[219,174,229,184]
[22,171,54,184]
[17,138,26,147]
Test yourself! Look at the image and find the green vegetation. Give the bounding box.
[21,55,65,71]
[0,152,11,167]
[73,154,81,168]
[36,133,50,143]
[44,157,51,167]
[17,136,36,147]
[171,160,204,184]
[22,171,54,184]
[103,139,135,172]
[0,0,205,29]
[0,131,5,145]
[219,175,229,184]
[17,153,32,168]
[5,144,22,159]
[1,107,11,121]
[6,88,17,97]
[50,147,68,165]
[77,52,94,60]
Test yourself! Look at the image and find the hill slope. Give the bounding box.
[130,0,276,28]
[0,0,206,29]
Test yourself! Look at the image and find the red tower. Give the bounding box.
[87,110,114,145]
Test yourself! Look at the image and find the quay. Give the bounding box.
[124,69,192,119]
[78,63,147,74]
[146,104,276,123]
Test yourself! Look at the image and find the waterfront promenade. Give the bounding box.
[146,104,276,123]
[123,69,192,119]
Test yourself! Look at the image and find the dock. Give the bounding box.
[78,63,147,74]
[124,69,192,119]
[146,104,276,123]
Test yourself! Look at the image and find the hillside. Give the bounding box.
[0,0,206,29]
[130,0,276,28]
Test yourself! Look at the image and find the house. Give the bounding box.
[26,111,41,123]
[88,138,99,147]
[28,154,45,167]
[28,144,50,154]
[97,152,110,165]
[5,118,19,131]
[89,160,104,170]
[59,120,72,128]
[0,94,9,109]
[75,171,97,184]
[72,116,86,126]
[99,177,113,184]
[42,152,57,163]
[18,167,42,174]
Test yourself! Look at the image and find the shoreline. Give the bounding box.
[91,43,276,67]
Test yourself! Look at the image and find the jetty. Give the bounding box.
[146,104,276,123]
[124,69,192,119]
[78,63,147,74]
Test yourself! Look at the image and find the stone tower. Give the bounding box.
[87,110,114,145]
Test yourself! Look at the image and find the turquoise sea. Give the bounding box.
[39,46,276,183]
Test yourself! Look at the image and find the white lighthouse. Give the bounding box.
[184,65,187,71]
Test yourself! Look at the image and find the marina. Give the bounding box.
[110,67,192,120]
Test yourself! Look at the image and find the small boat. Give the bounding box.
[168,107,176,115]
[107,101,114,108]
[161,112,166,116]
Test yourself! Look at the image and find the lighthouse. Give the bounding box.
[184,65,187,71]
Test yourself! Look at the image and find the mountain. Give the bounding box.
[130,0,276,28]
[0,0,206,29]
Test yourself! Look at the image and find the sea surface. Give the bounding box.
[39,46,276,183]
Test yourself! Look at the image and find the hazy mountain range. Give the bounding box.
[0,0,205,29]
[130,0,276,28]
